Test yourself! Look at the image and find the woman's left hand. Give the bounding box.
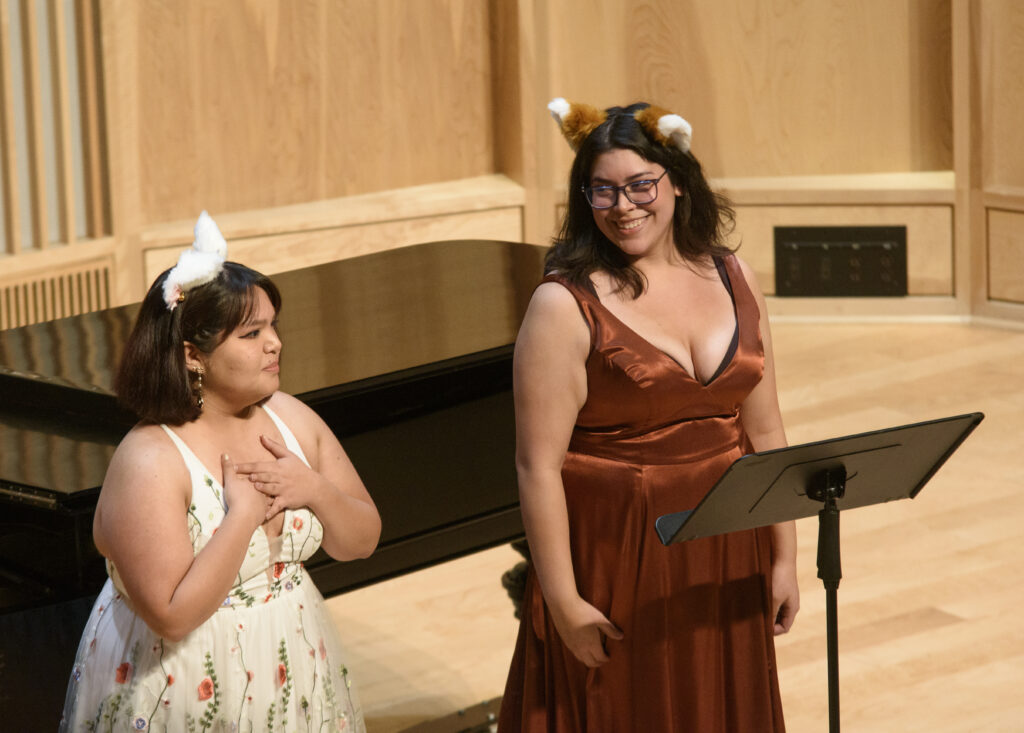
[234,434,316,520]
[771,558,800,635]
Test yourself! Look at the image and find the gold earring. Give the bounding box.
[194,367,204,409]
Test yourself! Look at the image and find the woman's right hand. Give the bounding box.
[550,595,624,668]
[221,453,266,528]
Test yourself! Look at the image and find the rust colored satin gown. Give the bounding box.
[499,255,785,732]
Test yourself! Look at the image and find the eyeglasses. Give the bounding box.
[582,169,669,209]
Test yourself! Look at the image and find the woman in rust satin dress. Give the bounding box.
[498,100,799,732]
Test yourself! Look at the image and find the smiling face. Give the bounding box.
[185,286,281,412]
[588,147,682,263]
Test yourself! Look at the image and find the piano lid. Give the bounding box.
[271,238,545,394]
[0,240,547,497]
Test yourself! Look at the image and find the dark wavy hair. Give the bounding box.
[115,262,282,425]
[546,102,736,298]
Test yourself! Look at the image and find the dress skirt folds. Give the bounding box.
[499,256,785,732]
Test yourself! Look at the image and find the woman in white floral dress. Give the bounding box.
[60,213,380,732]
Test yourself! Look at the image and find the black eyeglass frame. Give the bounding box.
[581,169,670,209]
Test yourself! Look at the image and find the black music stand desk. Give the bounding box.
[655,412,984,733]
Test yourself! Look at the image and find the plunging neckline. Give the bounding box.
[162,419,291,542]
[587,256,740,387]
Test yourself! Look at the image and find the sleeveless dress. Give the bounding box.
[499,256,785,732]
[60,405,364,732]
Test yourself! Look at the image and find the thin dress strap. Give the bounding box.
[159,424,207,475]
[261,404,310,467]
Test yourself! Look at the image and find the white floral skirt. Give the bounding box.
[60,571,363,732]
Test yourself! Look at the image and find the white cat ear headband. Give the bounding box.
[547,97,692,154]
[162,211,228,310]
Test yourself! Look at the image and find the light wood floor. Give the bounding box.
[326,320,1024,732]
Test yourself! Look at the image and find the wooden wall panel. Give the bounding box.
[544,0,952,181]
[137,174,525,285]
[980,1,1024,191]
[730,205,953,296]
[987,209,1024,304]
[143,207,524,286]
[133,0,494,225]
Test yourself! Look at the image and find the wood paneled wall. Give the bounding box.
[543,0,953,180]
[1,0,1022,326]
[128,0,495,222]
[980,1,1024,191]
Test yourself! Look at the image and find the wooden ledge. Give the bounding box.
[984,186,1024,213]
[714,171,955,206]
[140,174,527,248]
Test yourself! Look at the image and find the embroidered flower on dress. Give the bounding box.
[167,674,174,685]
[132,716,147,730]
[292,516,303,531]
[319,638,327,660]
[274,562,286,578]
[277,663,287,687]
[247,670,254,681]
[285,581,293,591]
[116,662,132,684]
[197,676,214,701]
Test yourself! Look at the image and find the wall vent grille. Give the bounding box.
[0,263,110,329]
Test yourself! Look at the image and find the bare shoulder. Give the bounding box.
[516,281,590,406]
[264,391,328,451]
[522,281,588,342]
[102,424,188,500]
[530,279,581,312]
[95,423,189,553]
[731,254,770,304]
[109,423,181,475]
[265,391,319,428]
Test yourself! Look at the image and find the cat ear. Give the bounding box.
[547,97,608,151]
[162,211,228,311]
[634,105,692,153]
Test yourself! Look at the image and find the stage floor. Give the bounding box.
[326,320,1024,732]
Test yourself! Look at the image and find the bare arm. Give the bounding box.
[92,427,267,641]
[236,392,381,561]
[515,283,623,667]
[736,257,800,635]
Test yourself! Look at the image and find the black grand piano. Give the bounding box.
[0,239,544,725]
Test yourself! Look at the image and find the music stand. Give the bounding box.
[655,412,984,733]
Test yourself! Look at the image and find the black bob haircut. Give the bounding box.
[115,262,282,425]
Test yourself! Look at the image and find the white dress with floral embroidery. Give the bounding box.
[60,406,364,732]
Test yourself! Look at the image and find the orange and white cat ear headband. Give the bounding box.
[547,97,693,154]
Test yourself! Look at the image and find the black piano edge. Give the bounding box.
[0,480,100,511]
[1,344,523,610]
[297,343,514,438]
[307,506,524,597]
[0,343,516,446]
